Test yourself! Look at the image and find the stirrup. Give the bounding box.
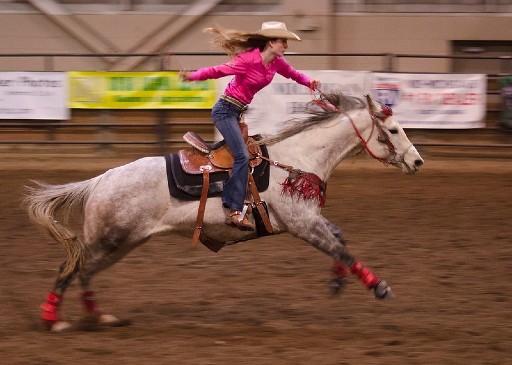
[244,200,253,214]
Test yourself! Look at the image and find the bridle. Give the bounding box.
[250,92,415,207]
[363,94,414,167]
[311,91,413,167]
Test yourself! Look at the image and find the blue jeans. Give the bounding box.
[212,98,249,211]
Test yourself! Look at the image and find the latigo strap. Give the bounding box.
[192,165,211,245]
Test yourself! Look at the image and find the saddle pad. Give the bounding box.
[165,144,270,201]
[169,153,227,199]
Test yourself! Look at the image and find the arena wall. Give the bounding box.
[1,6,511,73]
[1,2,510,156]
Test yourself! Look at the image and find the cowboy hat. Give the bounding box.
[254,21,301,41]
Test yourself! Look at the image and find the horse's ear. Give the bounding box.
[365,94,376,113]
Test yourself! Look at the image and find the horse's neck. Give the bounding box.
[269,111,369,180]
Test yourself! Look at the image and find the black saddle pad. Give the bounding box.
[165,142,270,201]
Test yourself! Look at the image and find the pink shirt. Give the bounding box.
[187,48,311,105]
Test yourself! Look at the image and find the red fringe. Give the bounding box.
[281,170,326,207]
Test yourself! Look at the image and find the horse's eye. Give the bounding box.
[389,128,398,135]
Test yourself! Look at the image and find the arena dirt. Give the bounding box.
[0,155,511,364]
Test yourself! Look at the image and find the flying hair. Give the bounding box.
[204,26,271,57]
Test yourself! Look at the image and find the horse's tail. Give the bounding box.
[24,177,101,276]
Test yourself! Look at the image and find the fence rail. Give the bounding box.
[1,52,511,157]
[2,52,512,73]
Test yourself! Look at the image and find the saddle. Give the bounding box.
[165,122,274,249]
[180,122,263,173]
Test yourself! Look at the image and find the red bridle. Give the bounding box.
[310,91,399,166]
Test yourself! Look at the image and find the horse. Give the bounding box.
[24,92,423,332]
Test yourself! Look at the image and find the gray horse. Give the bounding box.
[25,93,423,332]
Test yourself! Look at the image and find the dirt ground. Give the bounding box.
[0,153,511,365]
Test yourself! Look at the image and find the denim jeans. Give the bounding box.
[212,98,249,211]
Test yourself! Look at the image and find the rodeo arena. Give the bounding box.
[1,0,511,364]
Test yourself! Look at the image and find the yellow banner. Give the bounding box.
[68,71,216,109]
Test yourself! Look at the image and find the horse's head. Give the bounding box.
[363,95,424,174]
[257,92,423,175]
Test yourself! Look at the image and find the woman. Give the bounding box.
[181,21,320,231]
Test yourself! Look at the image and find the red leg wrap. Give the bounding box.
[351,261,380,289]
[40,292,62,325]
[81,291,102,314]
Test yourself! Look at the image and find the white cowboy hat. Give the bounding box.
[254,21,301,41]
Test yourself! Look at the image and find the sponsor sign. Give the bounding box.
[69,71,216,109]
[372,73,486,128]
[0,72,68,120]
[216,70,371,136]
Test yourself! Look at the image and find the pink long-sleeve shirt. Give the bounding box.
[187,47,311,105]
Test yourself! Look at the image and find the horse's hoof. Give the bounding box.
[98,314,131,327]
[50,321,72,333]
[374,280,395,300]
[328,277,346,295]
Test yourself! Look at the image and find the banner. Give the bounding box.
[372,73,486,128]
[0,72,68,120]
[69,71,216,109]
[216,70,371,136]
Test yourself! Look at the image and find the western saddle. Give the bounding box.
[181,122,273,245]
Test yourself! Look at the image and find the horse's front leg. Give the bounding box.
[291,216,394,299]
[323,217,347,246]
[322,218,350,295]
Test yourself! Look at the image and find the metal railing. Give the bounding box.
[1,52,512,73]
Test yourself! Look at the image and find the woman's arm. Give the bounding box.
[276,57,320,90]
[182,55,247,82]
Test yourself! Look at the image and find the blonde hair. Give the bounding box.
[204,27,271,57]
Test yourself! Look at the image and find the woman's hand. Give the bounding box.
[310,79,321,91]
[179,70,189,82]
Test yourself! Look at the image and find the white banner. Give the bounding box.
[216,70,372,136]
[0,72,69,120]
[372,73,486,129]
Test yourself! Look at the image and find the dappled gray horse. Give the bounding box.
[25,93,423,332]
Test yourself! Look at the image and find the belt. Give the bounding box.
[220,95,248,111]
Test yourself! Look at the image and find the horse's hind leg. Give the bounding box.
[40,261,78,332]
[75,236,148,329]
[77,269,130,329]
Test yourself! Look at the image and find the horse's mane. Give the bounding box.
[254,92,367,146]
